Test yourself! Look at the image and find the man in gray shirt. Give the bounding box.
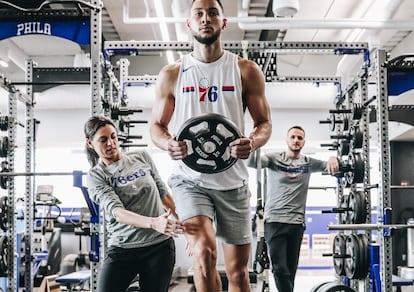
[248,126,338,292]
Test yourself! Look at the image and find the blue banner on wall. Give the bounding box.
[388,70,414,96]
[0,19,90,45]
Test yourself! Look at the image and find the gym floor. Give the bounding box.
[28,268,335,291]
[168,269,336,291]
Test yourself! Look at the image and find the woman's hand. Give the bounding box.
[151,209,184,237]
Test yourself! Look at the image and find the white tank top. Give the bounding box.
[170,50,248,190]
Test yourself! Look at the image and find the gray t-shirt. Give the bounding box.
[260,152,326,224]
[87,150,170,248]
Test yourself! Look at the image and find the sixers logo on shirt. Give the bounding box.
[277,164,309,179]
[198,84,235,103]
[111,169,147,188]
[182,77,235,103]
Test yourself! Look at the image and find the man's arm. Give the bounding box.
[240,58,272,151]
[150,63,189,161]
[150,63,178,151]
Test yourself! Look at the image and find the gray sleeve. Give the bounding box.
[87,168,124,218]
[309,157,327,172]
[246,150,272,168]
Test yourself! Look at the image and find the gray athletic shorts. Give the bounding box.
[168,175,252,245]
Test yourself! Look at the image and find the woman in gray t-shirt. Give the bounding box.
[84,116,182,292]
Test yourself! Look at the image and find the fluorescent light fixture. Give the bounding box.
[0,60,8,68]
[153,1,175,64]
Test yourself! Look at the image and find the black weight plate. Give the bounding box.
[341,115,350,132]
[352,104,363,120]
[338,140,350,156]
[356,234,369,279]
[333,234,346,276]
[0,163,9,190]
[345,234,361,279]
[0,196,8,231]
[348,191,366,224]
[0,137,8,158]
[319,282,356,292]
[346,153,364,185]
[351,153,365,183]
[352,129,364,149]
[310,281,331,292]
[177,113,242,173]
[347,191,359,224]
[0,236,7,276]
[341,176,350,188]
[329,113,337,131]
[339,195,349,224]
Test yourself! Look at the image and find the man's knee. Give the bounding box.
[226,267,249,284]
[193,245,218,277]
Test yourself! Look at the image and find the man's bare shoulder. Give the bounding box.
[236,55,261,73]
[159,60,182,76]
[156,61,182,87]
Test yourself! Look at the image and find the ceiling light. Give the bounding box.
[154,1,175,64]
[0,60,8,68]
[273,0,299,17]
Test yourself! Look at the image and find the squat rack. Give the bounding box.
[102,40,372,287]
[102,40,368,107]
[0,1,103,291]
[325,49,414,292]
[105,41,414,291]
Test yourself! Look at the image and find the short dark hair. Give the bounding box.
[192,0,224,12]
[287,125,305,136]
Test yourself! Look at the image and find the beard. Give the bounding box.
[288,145,302,154]
[193,30,221,45]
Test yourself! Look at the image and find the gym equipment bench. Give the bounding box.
[56,269,91,291]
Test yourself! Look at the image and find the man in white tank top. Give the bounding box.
[150,1,272,291]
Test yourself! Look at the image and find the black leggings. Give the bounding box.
[264,222,305,292]
[98,238,175,292]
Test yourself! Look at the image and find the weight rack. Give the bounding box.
[0,1,103,291]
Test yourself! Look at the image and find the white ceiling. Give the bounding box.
[0,0,413,144]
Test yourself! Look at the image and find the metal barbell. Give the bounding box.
[0,171,85,177]
[328,223,414,231]
[0,170,87,190]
